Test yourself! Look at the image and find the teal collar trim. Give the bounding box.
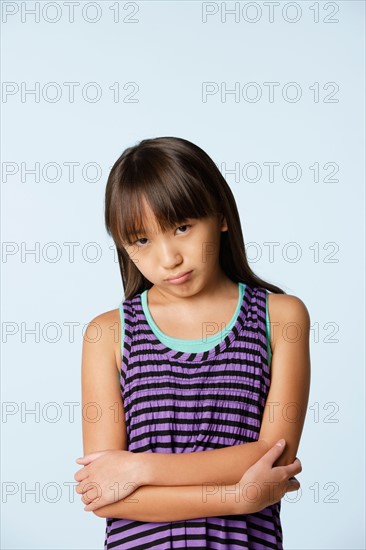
[140,282,245,353]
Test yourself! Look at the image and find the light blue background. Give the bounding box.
[1,1,365,548]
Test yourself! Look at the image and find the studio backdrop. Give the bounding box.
[1,1,365,549]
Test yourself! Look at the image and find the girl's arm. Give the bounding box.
[78,311,262,520]
[257,294,311,466]
[93,439,300,521]
[79,310,272,487]
[79,296,309,521]
[119,294,311,487]
[93,482,245,521]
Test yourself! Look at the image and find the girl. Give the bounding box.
[74,136,310,549]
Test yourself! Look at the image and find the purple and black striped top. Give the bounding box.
[104,282,283,549]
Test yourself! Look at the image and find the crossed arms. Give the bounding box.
[76,294,310,521]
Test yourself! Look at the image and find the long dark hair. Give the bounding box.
[105,136,285,300]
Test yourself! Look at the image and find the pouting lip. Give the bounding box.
[165,270,192,281]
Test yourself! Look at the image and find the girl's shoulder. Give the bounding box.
[266,291,310,351]
[266,291,309,312]
[86,308,122,374]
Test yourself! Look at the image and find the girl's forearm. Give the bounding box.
[94,482,253,521]
[139,440,269,487]
[94,443,271,521]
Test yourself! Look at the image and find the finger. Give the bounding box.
[75,480,91,495]
[261,439,286,465]
[81,484,100,503]
[76,457,93,465]
[82,491,98,505]
[286,478,301,493]
[76,451,107,464]
[84,499,102,512]
[286,458,302,477]
[74,469,89,482]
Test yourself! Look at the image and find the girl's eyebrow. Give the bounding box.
[127,227,154,237]
[126,224,149,234]
[127,219,190,238]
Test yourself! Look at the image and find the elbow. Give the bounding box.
[93,509,105,518]
[273,446,300,468]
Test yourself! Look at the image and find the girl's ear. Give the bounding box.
[220,214,228,232]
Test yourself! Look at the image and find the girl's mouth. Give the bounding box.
[165,270,193,284]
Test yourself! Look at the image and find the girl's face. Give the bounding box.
[122,197,228,296]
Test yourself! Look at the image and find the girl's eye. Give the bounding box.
[133,224,191,247]
[176,224,190,234]
[134,238,148,247]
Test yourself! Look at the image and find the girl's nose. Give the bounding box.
[158,241,183,268]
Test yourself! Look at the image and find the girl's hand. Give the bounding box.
[74,449,143,512]
[237,439,302,514]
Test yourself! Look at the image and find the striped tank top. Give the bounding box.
[104,282,283,549]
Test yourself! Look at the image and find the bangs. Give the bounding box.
[112,149,219,248]
[105,136,286,300]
